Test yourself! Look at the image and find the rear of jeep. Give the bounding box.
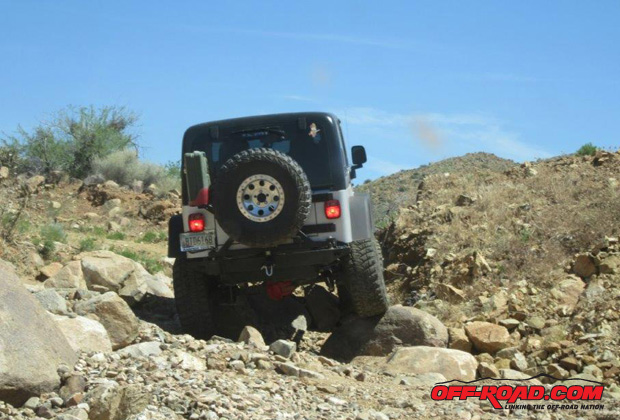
[168,112,388,339]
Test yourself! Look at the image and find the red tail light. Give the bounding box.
[324,200,341,219]
[188,213,205,232]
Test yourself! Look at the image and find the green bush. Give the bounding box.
[106,231,126,241]
[140,231,166,243]
[40,223,67,243]
[91,149,180,193]
[1,105,139,177]
[40,239,56,259]
[113,248,163,274]
[79,237,97,252]
[576,142,598,156]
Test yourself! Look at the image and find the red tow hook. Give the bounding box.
[266,281,295,300]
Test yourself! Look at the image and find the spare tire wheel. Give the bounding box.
[212,148,311,247]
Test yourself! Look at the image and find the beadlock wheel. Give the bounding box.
[236,174,285,222]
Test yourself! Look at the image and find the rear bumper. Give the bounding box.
[197,239,349,284]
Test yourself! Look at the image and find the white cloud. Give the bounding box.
[338,107,550,162]
[365,157,408,176]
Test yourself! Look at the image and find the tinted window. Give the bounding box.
[195,120,333,188]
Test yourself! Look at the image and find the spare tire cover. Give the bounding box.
[212,148,311,247]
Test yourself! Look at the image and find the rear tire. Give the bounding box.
[339,238,389,317]
[173,258,217,339]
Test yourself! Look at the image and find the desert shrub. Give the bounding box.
[1,105,139,177]
[92,149,179,193]
[140,231,166,243]
[113,248,163,274]
[576,142,598,156]
[106,231,126,240]
[40,223,67,243]
[79,237,97,252]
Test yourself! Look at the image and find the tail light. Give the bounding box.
[188,213,205,232]
[324,200,341,219]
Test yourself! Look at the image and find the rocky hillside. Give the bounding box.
[0,151,619,419]
[379,151,620,397]
[357,152,517,228]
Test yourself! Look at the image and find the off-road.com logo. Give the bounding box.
[431,374,604,410]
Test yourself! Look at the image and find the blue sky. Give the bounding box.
[1,1,618,180]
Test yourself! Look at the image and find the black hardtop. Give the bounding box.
[180,112,350,204]
[182,112,341,152]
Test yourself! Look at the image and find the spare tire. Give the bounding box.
[212,148,311,247]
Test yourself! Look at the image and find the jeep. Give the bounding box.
[168,112,388,339]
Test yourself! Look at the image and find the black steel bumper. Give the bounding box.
[194,239,349,284]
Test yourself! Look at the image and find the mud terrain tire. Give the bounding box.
[173,258,217,339]
[212,148,311,247]
[339,238,389,317]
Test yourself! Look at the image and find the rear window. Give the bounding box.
[195,120,333,188]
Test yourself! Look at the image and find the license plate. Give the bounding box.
[180,230,216,252]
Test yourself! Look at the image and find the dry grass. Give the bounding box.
[382,151,620,318]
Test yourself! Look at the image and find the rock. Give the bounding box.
[599,254,620,275]
[83,174,105,186]
[50,314,113,353]
[86,382,149,420]
[131,180,144,193]
[24,175,45,193]
[322,305,448,361]
[38,262,63,280]
[75,292,140,350]
[526,316,546,330]
[23,396,40,410]
[238,326,266,348]
[455,194,475,206]
[34,289,68,314]
[435,284,466,303]
[559,356,581,372]
[382,346,478,381]
[270,339,297,358]
[573,253,596,278]
[499,318,521,330]
[275,362,300,377]
[551,276,585,310]
[305,286,340,331]
[116,341,162,358]
[80,251,140,295]
[171,350,206,371]
[500,369,531,380]
[103,181,120,189]
[78,251,171,305]
[291,314,308,331]
[107,221,121,232]
[59,375,87,403]
[478,362,500,378]
[0,261,77,406]
[44,261,87,289]
[145,272,174,299]
[51,201,62,209]
[0,166,9,179]
[465,321,510,354]
[448,327,472,352]
[510,352,529,371]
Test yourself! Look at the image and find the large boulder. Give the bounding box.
[49,314,113,353]
[78,251,173,305]
[0,262,77,406]
[321,305,448,361]
[75,292,140,350]
[382,346,478,381]
[465,321,511,354]
[44,261,87,289]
